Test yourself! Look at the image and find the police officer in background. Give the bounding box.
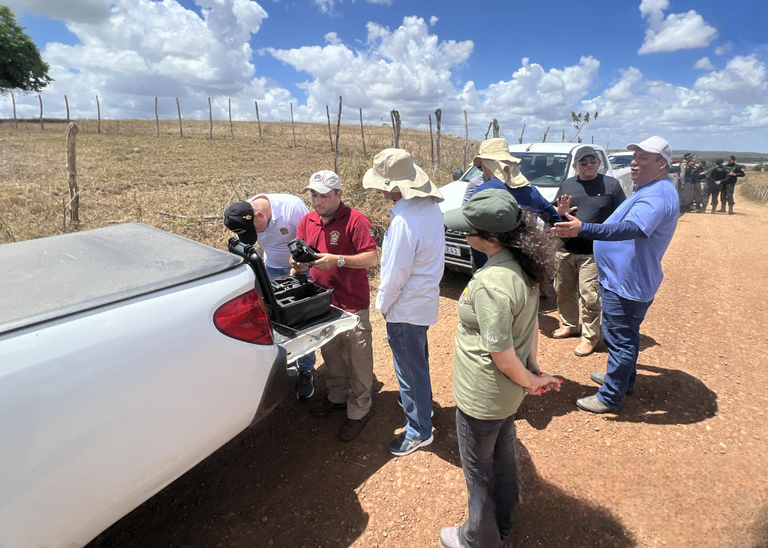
[691,159,707,211]
[703,159,728,213]
[678,153,696,214]
[720,155,745,215]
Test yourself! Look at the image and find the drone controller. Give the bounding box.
[288,238,321,263]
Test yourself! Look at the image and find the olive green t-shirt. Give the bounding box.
[452,249,538,420]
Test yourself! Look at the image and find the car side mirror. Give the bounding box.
[452,170,463,181]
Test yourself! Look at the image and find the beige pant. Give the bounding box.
[321,308,374,420]
[554,251,601,345]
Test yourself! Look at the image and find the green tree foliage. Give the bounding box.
[0,5,52,93]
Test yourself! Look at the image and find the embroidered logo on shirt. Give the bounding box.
[330,231,340,244]
[483,333,499,343]
[370,229,374,236]
[458,287,468,307]
[279,226,289,235]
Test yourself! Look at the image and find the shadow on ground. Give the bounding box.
[517,363,717,429]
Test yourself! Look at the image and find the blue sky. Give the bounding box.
[4,0,768,152]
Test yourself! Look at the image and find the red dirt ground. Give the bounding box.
[89,196,768,548]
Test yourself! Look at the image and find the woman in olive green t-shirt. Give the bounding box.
[439,189,562,548]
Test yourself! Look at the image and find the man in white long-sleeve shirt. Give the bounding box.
[363,148,446,456]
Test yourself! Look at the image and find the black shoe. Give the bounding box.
[397,393,434,417]
[589,371,634,395]
[309,397,346,417]
[728,205,734,215]
[296,370,314,400]
[338,414,369,442]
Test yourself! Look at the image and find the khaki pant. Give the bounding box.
[554,251,601,345]
[321,308,374,420]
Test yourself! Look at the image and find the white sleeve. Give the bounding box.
[287,198,309,234]
[375,217,415,315]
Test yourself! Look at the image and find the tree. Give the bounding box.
[0,5,52,94]
[570,110,598,143]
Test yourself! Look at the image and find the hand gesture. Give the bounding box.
[555,195,576,217]
[551,213,582,239]
[289,256,311,273]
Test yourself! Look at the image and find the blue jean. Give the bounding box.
[456,408,519,548]
[265,265,316,373]
[597,286,652,408]
[386,322,432,441]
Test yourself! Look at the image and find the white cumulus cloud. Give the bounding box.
[3,0,112,24]
[638,0,717,54]
[694,55,768,104]
[429,16,438,26]
[694,57,715,70]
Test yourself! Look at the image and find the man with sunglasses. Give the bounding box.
[552,147,626,358]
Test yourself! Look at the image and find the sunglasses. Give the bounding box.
[578,158,599,166]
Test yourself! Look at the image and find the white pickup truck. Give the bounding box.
[0,223,357,548]
[440,142,633,274]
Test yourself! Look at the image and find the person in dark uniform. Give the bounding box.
[678,153,696,214]
[691,159,707,211]
[704,159,728,213]
[720,155,745,215]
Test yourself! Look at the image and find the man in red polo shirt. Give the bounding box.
[291,170,378,442]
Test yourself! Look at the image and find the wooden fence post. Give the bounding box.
[229,99,234,139]
[290,102,296,147]
[391,110,401,148]
[176,97,183,138]
[591,136,594,144]
[542,126,550,143]
[484,120,492,140]
[208,97,213,139]
[562,129,565,143]
[65,95,70,124]
[326,105,333,151]
[66,123,80,225]
[518,124,526,144]
[11,92,17,128]
[155,97,159,137]
[39,94,44,130]
[359,107,366,155]
[255,101,262,142]
[463,110,468,171]
[334,96,342,173]
[434,108,442,174]
[492,118,499,138]
[429,114,435,169]
[96,95,100,134]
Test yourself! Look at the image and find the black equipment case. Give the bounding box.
[227,238,334,329]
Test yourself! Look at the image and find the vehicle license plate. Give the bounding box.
[445,244,461,257]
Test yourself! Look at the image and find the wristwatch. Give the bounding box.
[337,255,345,268]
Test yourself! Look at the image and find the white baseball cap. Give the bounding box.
[304,170,342,194]
[626,136,672,163]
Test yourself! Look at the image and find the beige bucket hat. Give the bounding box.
[362,148,444,202]
[472,138,530,188]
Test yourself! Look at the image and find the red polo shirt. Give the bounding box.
[296,202,377,312]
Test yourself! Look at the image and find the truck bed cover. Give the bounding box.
[0,223,242,335]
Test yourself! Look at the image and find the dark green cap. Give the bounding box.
[443,189,521,233]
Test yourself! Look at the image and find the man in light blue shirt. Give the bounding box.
[552,136,679,413]
[363,148,446,456]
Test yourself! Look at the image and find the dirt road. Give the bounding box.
[89,196,768,548]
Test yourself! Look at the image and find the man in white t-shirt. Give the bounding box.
[224,194,316,399]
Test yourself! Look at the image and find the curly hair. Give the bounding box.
[474,209,560,288]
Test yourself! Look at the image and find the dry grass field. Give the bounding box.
[0,119,476,247]
[746,171,768,186]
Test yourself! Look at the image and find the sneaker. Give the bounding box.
[309,397,346,417]
[338,414,369,442]
[296,370,314,400]
[387,432,434,456]
[396,394,434,417]
[439,527,461,548]
[589,371,634,395]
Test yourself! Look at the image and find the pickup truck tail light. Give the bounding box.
[214,290,274,345]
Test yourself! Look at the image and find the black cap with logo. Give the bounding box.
[223,201,258,245]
